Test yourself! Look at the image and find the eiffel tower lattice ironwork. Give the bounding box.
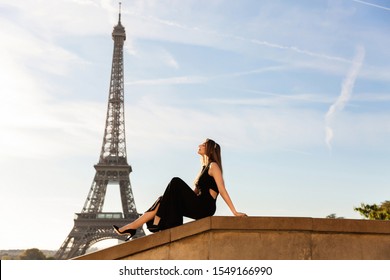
[55,8,145,260]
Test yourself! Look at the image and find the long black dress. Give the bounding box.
[146,163,219,230]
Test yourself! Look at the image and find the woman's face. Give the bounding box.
[198,141,207,155]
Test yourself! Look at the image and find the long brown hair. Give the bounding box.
[204,138,223,173]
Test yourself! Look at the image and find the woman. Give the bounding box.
[113,138,246,241]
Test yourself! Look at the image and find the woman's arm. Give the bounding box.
[209,162,247,217]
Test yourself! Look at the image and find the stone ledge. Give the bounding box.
[73,216,390,260]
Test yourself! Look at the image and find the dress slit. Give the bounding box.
[145,165,218,231]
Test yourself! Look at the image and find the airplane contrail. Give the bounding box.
[325,46,365,150]
[124,9,351,64]
[352,0,390,11]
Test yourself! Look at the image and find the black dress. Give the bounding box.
[146,163,219,230]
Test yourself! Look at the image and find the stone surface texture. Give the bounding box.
[74,216,390,260]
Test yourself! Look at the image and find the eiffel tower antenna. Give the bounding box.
[55,4,145,259]
[119,2,122,22]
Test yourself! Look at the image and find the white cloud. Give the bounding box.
[120,1,355,68]
[126,75,207,86]
[353,92,390,102]
[0,99,104,159]
[124,97,326,153]
[161,49,180,69]
[0,12,103,160]
[0,16,83,76]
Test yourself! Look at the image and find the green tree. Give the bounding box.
[326,213,344,219]
[19,248,47,260]
[354,200,390,220]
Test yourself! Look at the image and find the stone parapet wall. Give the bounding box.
[74,216,390,260]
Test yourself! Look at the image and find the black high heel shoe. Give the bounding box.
[113,225,136,240]
[147,224,161,233]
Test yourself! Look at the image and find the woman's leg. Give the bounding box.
[152,215,161,227]
[119,204,159,231]
[155,177,197,230]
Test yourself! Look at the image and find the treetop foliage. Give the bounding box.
[354,200,390,220]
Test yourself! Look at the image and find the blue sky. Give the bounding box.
[0,0,389,250]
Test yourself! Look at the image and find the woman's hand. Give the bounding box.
[233,211,247,217]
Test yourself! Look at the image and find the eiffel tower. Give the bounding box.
[55,5,145,260]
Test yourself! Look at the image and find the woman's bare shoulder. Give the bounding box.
[209,162,221,173]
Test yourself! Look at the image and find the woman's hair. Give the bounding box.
[204,138,223,173]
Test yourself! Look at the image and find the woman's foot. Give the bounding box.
[113,225,136,239]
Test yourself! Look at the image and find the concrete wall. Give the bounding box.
[74,216,390,260]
